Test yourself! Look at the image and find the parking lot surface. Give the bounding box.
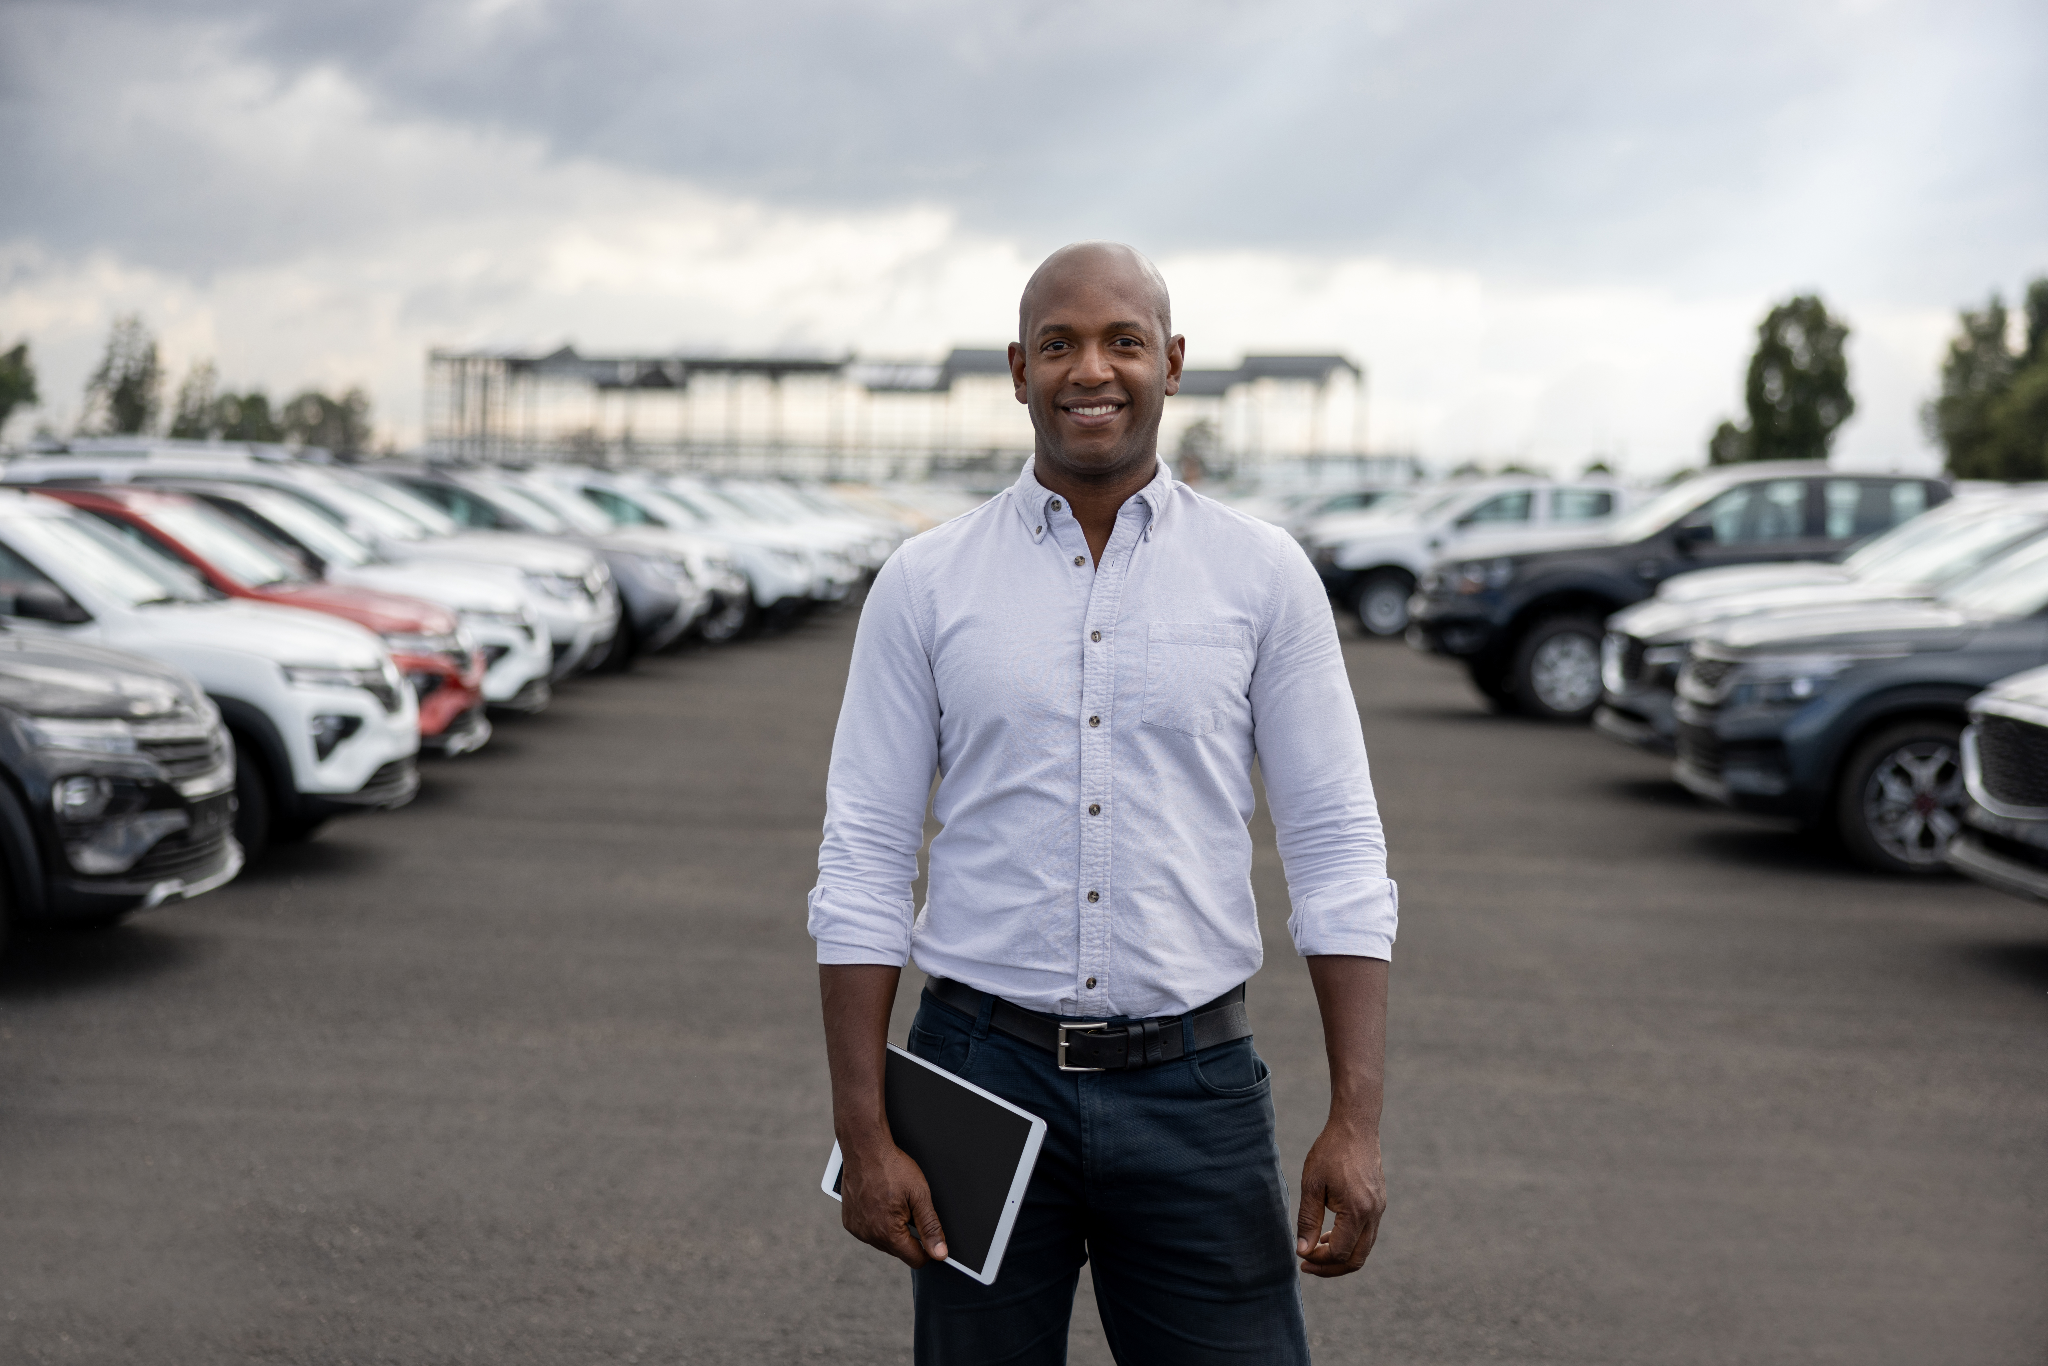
[3,607,2045,1364]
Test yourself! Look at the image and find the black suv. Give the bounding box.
[1672,537,2048,874]
[0,633,241,949]
[1407,463,1950,719]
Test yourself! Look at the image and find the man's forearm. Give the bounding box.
[820,963,903,1155]
[1306,955,1387,1129]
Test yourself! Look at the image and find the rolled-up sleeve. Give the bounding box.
[1248,544,1398,961]
[808,549,941,965]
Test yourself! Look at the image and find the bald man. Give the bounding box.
[813,243,1395,1364]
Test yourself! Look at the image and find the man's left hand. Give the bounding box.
[1295,1119,1385,1277]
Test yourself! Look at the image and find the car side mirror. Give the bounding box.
[1675,521,1715,553]
[12,582,90,624]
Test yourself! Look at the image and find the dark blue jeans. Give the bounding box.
[907,985,1309,1365]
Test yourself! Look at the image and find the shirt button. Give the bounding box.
[1034,525,1043,534]
[1087,890,1100,902]
[1090,630,1101,642]
[1088,715,1100,727]
[1050,499,1063,511]
[1085,977,1097,989]
[1088,803,1100,815]
[1073,555,1085,566]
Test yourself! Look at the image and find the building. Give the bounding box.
[424,345,1366,479]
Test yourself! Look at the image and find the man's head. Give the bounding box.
[1009,242,1185,487]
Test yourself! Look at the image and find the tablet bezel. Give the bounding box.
[821,1043,1048,1286]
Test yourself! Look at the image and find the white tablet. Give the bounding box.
[823,1044,1048,1286]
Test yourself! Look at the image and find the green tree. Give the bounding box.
[168,360,220,439]
[1708,294,1854,464]
[0,341,37,436]
[214,391,283,443]
[281,387,373,459]
[82,315,163,435]
[1925,278,2048,480]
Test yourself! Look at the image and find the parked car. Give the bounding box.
[3,445,621,681]
[1946,665,2048,902]
[147,479,555,715]
[1597,493,2048,752]
[1671,536,2048,873]
[1306,478,1630,638]
[0,634,241,943]
[27,484,492,755]
[1408,463,1951,720]
[0,491,419,858]
[367,463,721,661]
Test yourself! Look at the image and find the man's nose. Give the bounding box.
[1072,342,1115,386]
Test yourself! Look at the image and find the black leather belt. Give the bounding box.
[926,977,1252,1073]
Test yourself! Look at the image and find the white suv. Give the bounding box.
[0,492,419,856]
[1303,479,1630,636]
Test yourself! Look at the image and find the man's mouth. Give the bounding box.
[1061,400,1126,426]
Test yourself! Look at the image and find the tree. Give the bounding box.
[1925,278,2048,480]
[281,387,373,459]
[168,360,220,440]
[1707,293,1854,464]
[214,391,283,443]
[82,315,163,435]
[1581,458,1613,476]
[0,341,37,436]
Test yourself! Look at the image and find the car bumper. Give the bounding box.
[1406,600,1503,658]
[1594,688,1677,754]
[301,756,420,818]
[43,793,245,919]
[1673,710,1799,816]
[421,705,492,756]
[1946,829,2048,903]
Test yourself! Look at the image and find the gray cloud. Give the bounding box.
[5,0,2046,302]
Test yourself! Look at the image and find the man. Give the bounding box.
[811,242,1394,1364]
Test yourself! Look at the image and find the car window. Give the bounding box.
[204,489,377,568]
[1824,478,1928,541]
[4,513,210,606]
[114,502,304,587]
[1456,491,1534,527]
[1551,488,1614,521]
[0,541,68,617]
[583,486,659,526]
[1945,535,2048,618]
[1695,478,1809,545]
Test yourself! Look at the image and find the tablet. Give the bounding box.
[822,1044,1048,1286]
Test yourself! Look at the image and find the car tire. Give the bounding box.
[232,737,275,862]
[1353,570,1415,638]
[1466,656,1512,706]
[596,618,639,674]
[698,592,756,644]
[1508,616,1605,721]
[1835,719,1965,875]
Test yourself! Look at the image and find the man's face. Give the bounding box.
[1008,263,1184,482]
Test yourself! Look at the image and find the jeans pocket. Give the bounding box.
[907,1005,975,1077]
[1141,622,1253,737]
[1189,1038,1272,1098]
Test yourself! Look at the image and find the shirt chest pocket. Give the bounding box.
[1141,623,1253,737]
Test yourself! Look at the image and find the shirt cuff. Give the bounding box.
[807,883,916,966]
[1287,876,1398,961]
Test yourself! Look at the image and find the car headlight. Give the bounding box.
[1726,652,1902,708]
[458,609,526,629]
[1451,559,1516,595]
[524,571,585,601]
[23,716,140,756]
[381,632,465,657]
[282,662,404,714]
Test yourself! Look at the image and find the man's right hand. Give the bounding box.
[839,1142,948,1267]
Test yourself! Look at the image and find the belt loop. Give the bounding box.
[1179,1010,1197,1057]
[971,986,996,1042]
[1141,1018,1163,1066]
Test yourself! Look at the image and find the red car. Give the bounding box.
[34,485,491,754]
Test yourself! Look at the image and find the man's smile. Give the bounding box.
[1060,398,1127,427]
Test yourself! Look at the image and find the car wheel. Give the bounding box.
[1509,616,1604,721]
[698,592,755,644]
[1353,571,1415,638]
[1836,720,1965,875]
[231,738,274,862]
[1466,656,1512,705]
[596,618,639,674]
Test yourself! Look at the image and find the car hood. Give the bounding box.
[335,561,531,615]
[0,634,202,718]
[1705,599,1978,657]
[125,599,388,669]
[394,532,597,577]
[1439,525,1624,561]
[1657,561,1853,602]
[1611,580,1932,645]
[1972,661,2048,714]
[263,582,457,637]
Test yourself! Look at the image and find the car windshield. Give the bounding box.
[217,488,378,568]
[1602,477,1729,543]
[466,479,572,535]
[657,482,733,526]
[267,469,431,541]
[144,500,307,587]
[504,477,617,536]
[1942,535,2048,618]
[6,510,210,606]
[335,468,463,536]
[1856,510,2048,587]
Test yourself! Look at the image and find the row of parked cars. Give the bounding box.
[1302,459,2048,904]
[0,438,952,954]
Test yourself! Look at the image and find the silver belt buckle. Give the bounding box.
[1057,1021,1110,1073]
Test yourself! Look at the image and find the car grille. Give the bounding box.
[137,728,226,783]
[1616,636,1645,684]
[126,796,234,882]
[1687,657,1737,694]
[1973,714,2048,810]
[1676,723,1723,779]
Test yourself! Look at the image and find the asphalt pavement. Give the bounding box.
[2,604,2045,1365]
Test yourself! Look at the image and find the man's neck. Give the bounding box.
[1034,453,1157,566]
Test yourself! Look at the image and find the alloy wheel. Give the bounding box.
[1358,579,1410,636]
[1860,739,1963,868]
[1529,632,1602,715]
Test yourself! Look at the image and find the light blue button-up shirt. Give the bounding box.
[809,459,1397,1019]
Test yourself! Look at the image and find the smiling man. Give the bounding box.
[812,242,1396,1363]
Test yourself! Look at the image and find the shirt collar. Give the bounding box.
[1010,458,1177,543]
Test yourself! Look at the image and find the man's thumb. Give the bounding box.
[1295,1179,1327,1255]
[908,1184,948,1261]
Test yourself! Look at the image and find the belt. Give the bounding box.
[926,977,1252,1073]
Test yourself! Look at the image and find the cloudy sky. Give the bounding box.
[3,0,2044,474]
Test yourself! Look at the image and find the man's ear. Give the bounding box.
[1163,334,1186,398]
[1008,341,1028,404]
